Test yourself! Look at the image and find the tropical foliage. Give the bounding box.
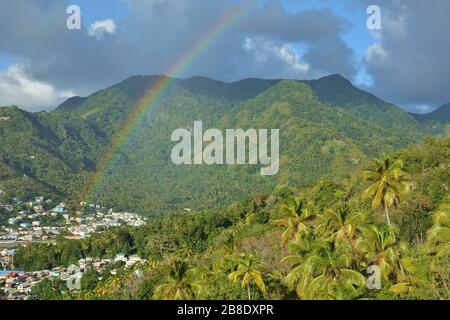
[14,135,449,300]
[0,74,431,214]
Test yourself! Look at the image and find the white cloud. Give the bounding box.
[276,45,310,73]
[88,19,117,40]
[0,64,75,111]
[365,43,388,63]
[244,37,309,75]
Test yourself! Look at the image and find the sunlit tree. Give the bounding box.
[273,197,315,245]
[153,259,206,300]
[363,154,410,237]
[228,254,266,300]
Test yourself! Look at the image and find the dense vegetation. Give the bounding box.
[2,73,449,300]
[2,74,442,214]
[15,135,450,300]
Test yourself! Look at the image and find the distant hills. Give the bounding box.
[0,74,448,214]
[411,102,450,121]
[410,103,450,135]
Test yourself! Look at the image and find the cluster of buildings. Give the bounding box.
[63,210,147,239]
[0,196,147,242]
[0,253,146,300]
[0,195,148,299]
[0,249,15,270]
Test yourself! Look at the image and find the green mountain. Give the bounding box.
[16,134,450,300]
[411,103,450,135]
[303,74,425,138]
[54,96,87,112]
[0,103,113,202]
[0,74,435,214]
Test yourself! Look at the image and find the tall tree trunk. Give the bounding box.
[383,204,397,242]
[247,283,251,300]
[384,204,392,226]
[384,204,404,276]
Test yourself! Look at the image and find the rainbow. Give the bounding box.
[80,0,259,204]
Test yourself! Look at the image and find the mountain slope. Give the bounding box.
[411,103,450,135]
[86,78,425,214]
[0,107,88,200]
[303,74,424,139]
[17,135,450,300]
[0,74,430,214]
[412,102,450,121]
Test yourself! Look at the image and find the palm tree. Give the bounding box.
[357,226,407,282]
[284,240,366,300]
[228,254,267,300]
[153,259,206,300]
[363,154,410,233]
[273,197,315,245]
[318,206,365,247]
[317,206,367,266]
[282,233,320,298]
[418,199,450,299]
[424,197,450,257]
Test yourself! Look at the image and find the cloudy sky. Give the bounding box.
[0,0,449,113]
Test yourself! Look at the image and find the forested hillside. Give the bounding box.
[0,106,94,201]
[0,74,446,214]
[16,135,450,300]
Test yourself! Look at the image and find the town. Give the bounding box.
[0,196,146,243]
[0,250,146,300]
[0,194,147,300]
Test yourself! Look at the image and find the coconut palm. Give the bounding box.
[318,205,365,247]
[317,206,367,266]
[307,244,366,300]
[363,154,410,237]
[282,233,320,298]
[153,259,206,300]
[228,254,267,300]
[424,198,450,257]
[357,226,406,282]
[273,197,315,245]
[284,240,365,300]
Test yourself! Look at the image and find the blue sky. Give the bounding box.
[70,0,129,26]
[0,0,449,113]
[0,54,12,69]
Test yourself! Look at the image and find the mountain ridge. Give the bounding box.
[411,102,450,121]
[410,102,450,135]
[1,74,447,214]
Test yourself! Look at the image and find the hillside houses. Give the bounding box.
[1,195,147,243]
[1,194,148,299]
[0,249,15,269]
[0,252,147,300]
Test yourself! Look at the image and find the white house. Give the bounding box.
[115,253,127,262]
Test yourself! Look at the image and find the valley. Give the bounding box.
[2,74,444,215]
[0,74,449,301]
